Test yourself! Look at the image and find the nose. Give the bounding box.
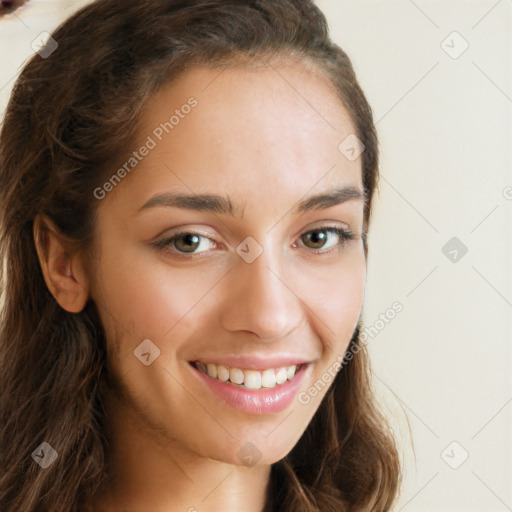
[219,245,305,342]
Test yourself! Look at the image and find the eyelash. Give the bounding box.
[152,225,357,260]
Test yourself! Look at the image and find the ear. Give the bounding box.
[33,214,90,313]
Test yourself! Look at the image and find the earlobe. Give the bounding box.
[33,214,90,313]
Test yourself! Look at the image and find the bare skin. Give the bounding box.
[35,60,367,512]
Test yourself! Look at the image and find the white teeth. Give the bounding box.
[194,361,302,389]
[261,369,276,388]
[229,367,244,385]
[276,367,287,384]
[206,363,217,379]
[244,370,262,390]
[217,365,230,382]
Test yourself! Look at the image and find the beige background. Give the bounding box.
[1,1,511,510]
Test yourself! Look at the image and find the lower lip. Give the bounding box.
[189,362,310,415]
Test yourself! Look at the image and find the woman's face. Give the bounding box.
[90,62,367,466]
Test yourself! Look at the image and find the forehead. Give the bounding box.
[101,62,363,216]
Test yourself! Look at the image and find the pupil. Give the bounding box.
[305,230,326,248]
[177,233,200,252]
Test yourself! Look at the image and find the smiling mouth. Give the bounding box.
[190,361,308,390]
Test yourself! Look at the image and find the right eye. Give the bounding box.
[153,231,218,257]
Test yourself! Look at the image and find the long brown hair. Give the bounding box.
[0,1,401,510]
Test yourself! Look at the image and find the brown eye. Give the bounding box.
[153,231,216,257]
[302,229,329,249]
[173,233,201,253]
[300,227,354,252]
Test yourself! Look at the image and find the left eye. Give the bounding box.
[297,227,354,252]
[153,226,354,257]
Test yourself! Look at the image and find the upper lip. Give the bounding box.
[190,354,314,371]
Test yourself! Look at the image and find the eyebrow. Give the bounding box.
[138,185,365,217]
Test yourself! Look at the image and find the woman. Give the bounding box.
[0,0,401,510]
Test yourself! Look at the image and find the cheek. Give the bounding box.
[93,246,223,343]
[298,250,366,339]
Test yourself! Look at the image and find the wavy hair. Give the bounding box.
[0,0,401,510]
